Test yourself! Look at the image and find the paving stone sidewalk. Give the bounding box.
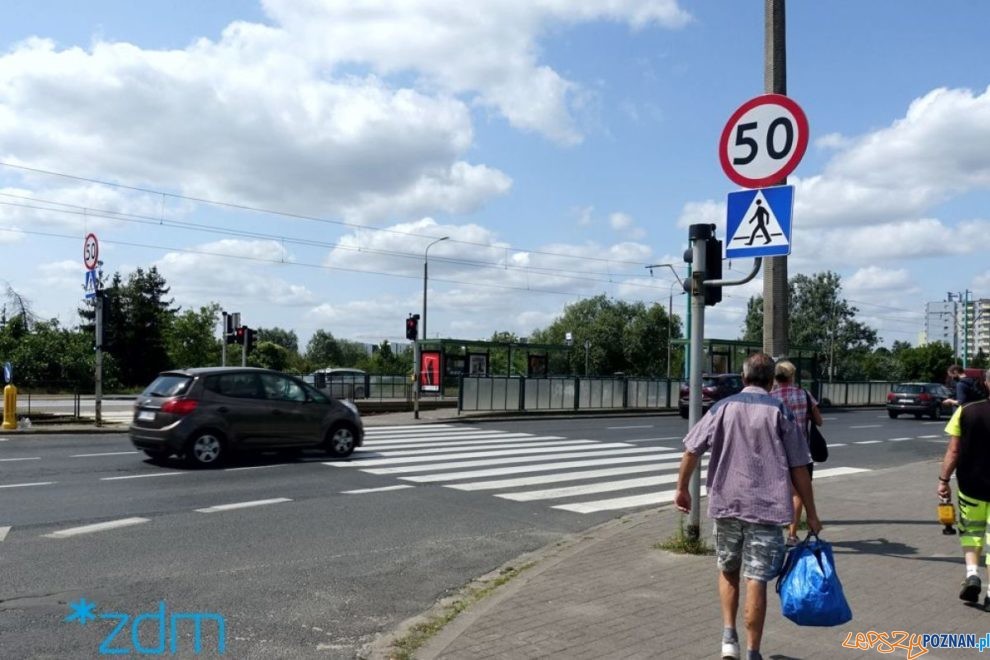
[386,458,989,660]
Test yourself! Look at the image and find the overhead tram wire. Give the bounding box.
[0,161,651,270]
[0,225,678,301]
[0,196,665,292]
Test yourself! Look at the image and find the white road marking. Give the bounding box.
[606,425,653,430]
[223,464,286,472]
[365,434,563,450]
[195,498,292,513]
[447,458,707,491]
[71,451,139,458]
[101,472,185,481]
[44,517,149,539]
[0,526,9,541]
[888,437,913,442]
[0,481,55,488]
[335,446,658,474]
[500,473,683,501]
[364,424,457,434]
[342,485,413,494]
[918,435,941,439]
[0,457,41,462]
[366,431,517,444]
[850,425,882,429]
[828,443,847,447]
[0,438,8,442]
[854,440,883,445]
[812,467,871,478]
[343,442,633,467]
[554,488,707,514]
[373,439,594,457]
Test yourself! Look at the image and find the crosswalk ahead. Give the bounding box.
[328,424,869,515]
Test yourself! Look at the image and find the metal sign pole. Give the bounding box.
[95,293,103,427]
[686,226,708,541]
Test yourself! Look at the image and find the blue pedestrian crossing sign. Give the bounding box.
[725,185,794,258]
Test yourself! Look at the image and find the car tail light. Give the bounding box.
[161,398,199,415]
[887,392,895,402]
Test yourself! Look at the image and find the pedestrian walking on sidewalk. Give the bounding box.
[674,352,822,660]
[938,368,990,609]
[770,360,824,546]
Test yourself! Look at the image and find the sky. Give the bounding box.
[1,1,989,354]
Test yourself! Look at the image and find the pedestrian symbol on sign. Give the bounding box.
[725,185,794,259]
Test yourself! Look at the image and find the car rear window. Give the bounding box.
[142,374,193,398]
[894,384,924,394]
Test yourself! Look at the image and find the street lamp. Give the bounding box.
[423,236,449,341]
[667,280,685,379]
[414,235,448,420]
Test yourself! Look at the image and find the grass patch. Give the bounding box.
[655,517,714,555]
[386,561,537,660]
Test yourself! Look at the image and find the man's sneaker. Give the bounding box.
[960,575,982,603]
[721,639,740,659]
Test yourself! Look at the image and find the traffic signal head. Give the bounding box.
[704,238,723,306]
[406,314,420,340]
[245,327,256,353]
[235,326,246,345]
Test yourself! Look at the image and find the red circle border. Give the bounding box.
[718,93,809,188]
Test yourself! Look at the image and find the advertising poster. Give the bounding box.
[527,354,548,378]
[468,353,488,376]
[420,350,441,392]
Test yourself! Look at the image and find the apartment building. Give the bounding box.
[924,298,990,358]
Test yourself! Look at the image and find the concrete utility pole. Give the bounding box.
[94,292,103,427]
[763,0,789,358]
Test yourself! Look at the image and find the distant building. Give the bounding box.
[923,298,990,359]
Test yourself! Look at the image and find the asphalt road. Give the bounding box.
[0,409,946,658]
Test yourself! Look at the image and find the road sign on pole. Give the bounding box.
[83,233,99,270]
[718,94,808,188]
[725,185,794,258]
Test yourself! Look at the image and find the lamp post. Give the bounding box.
[423,236,449,342]
[584,339,591,375]
[667,280,684,380]
[646,262,686,380]
[414,235,448,419]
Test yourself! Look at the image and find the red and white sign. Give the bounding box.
[718,94,809,188]
[83,233,99,270]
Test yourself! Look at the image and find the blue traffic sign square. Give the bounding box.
[725,185,794,258]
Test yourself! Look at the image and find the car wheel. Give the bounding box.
[888,410,898,419]
[184,431,225,468]
[930,406,941,421]
[143,449,170,462]
[913,413,922,419]
[325,423,357,458]
[678,406,689,419]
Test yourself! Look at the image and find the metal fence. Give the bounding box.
[460,376,900,413]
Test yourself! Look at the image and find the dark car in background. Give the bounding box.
[886,382,951,420]
[678,373,745,418]
[129,367,364,467]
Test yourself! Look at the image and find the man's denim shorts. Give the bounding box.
[713,518,786,582]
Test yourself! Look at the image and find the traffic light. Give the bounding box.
[704,238,723,306]
[235,326,246,345]
[405,314,420,340]
[224,313,238,344]
[245,327,256,353]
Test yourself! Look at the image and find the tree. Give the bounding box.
[363,340,411,374]
[897,342,955,383]
[305,330,343,368]
[257,327,299,354]
[249,341,291,371]
[167,303,222,369]
[530,294,680,376]
[741,272,878,380]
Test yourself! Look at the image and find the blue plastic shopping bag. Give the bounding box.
[775,533,852,626]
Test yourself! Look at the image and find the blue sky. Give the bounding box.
[1,1,989,353]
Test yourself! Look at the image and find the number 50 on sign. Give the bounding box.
[719,94,809,189]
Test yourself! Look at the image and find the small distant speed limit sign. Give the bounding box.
[83,232,99,270]
[719,94,809,189]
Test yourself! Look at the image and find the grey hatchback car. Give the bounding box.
[129,367,364,467]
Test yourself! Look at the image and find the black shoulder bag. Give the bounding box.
[804,389,828,463]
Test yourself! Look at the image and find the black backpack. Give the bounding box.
[961,377,989,403]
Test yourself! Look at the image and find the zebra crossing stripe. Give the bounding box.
[366,436,589,451]
[498,473,683,501]
[364,424,456,433]
[810,466,870,478]
[400,452,685,483]
[340,442,635,467]
[448,458,708,491]
[553,488,708,514]
[341,447,666,475]
[374,439,595,457]
[365,430,512,443]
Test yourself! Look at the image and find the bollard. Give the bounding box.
[2,384,17,430]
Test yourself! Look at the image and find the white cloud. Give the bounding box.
[845,266,912,292]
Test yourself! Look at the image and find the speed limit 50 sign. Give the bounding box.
[719,94,809,188]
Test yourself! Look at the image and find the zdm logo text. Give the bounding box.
[65,598,226,655]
